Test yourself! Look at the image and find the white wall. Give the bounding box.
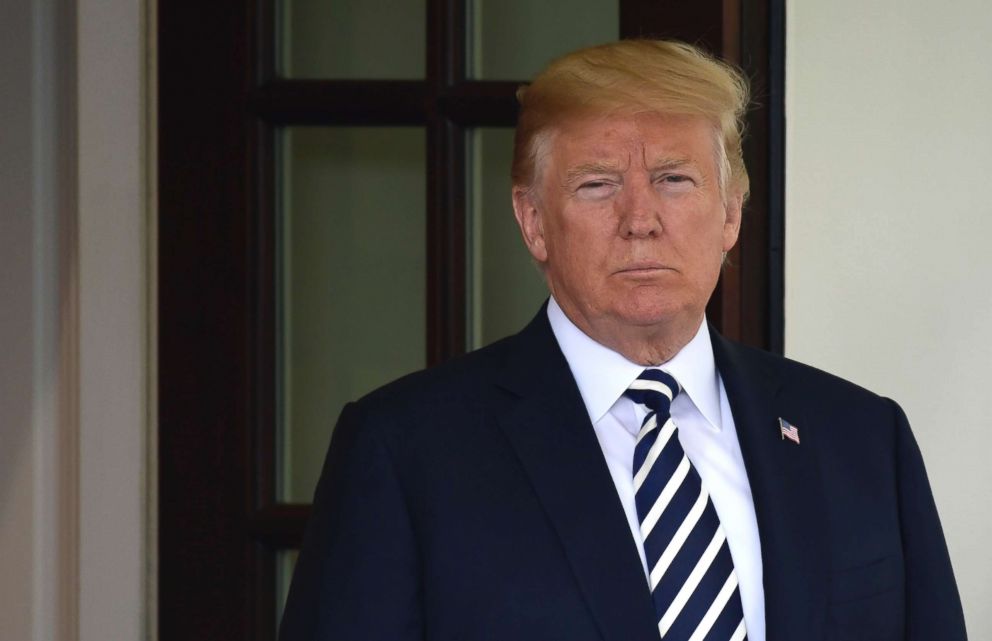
[0,0,153,639]
[785,1,992,636]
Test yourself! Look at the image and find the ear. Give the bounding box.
[512,186,549,263]
[721,191,743,252]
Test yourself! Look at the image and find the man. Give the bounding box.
[280,40,967,641]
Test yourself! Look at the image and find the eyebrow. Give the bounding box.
[562,156,699,186]
[563,162,626,185]
[647,155,696,171]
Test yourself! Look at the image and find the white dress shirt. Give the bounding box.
[547,297,766,641]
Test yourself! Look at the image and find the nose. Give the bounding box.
[617,179,662,239]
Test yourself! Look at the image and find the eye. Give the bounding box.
[576,180,618,199]
[656,173,695,192]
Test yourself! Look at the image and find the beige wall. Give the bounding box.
[0,0,153,639]
[78,0,151,638]
[785,0,992,636]
[1,0,77,637]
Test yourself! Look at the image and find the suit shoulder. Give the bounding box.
[719,339,909,456]
[346,332,517,423]
[722,338,896,410]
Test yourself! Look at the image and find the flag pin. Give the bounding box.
[779,417,801,445]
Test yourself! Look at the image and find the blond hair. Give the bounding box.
[513,39,751,200]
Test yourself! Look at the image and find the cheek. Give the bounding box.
[696,243,729,292]
[549,212,601,257]
[546,228,607,289]
[553,243,593,285]
[677,223,729,284]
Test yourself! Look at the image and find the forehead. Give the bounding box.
[546,112,719,172]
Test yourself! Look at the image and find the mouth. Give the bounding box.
[614,261,672,276]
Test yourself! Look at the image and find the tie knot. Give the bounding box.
[624,369,681,417]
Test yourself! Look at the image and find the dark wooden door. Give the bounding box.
[158,1,784,638]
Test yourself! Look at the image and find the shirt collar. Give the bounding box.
[546,296,724,431]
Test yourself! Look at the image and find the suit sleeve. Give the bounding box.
[279,402,424,641]
[890,399,968,640]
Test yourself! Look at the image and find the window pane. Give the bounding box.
[279,127,427,502]
[468,128,548,349]
[279,0,426,79]
[467,0,618,80]
[275,549,299,633]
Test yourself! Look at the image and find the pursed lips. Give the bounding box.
[613,261,672,275]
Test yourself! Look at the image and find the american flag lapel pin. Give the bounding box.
[779,417,801,445]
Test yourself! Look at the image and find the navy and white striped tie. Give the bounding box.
[626,369,747,641]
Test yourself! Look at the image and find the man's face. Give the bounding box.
[513,112,742,351]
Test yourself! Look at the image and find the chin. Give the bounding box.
[608,283,692,321]
[611,299,692,328]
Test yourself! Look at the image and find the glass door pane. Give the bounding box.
[467,0,619,80]
[278,126,427,503]
[467,128,549,348]
[275,549,299,634]
[279,0,427,78]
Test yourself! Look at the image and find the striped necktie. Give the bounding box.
[625,369,747,641]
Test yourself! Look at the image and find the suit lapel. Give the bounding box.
[711,330,829,641]
[494,309,660,641]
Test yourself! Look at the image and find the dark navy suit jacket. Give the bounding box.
[279,307,967,641]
